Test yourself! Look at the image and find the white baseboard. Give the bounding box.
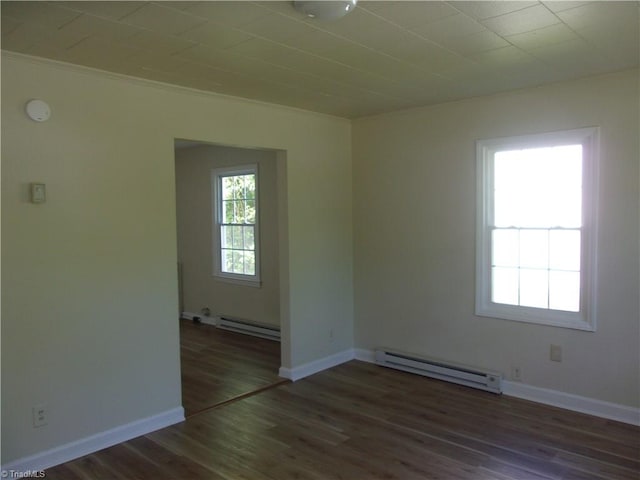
[502,381,640,426]
[279,349,355,381]
[1,407,184,473]
[354,348,375,363]
[354,348,639,426]
[180,311,216,326]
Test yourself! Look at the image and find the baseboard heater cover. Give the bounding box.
[374,348,502,394]
[217,316,281,342]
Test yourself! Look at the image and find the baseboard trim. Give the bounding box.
[354,348,375,363]
[354,348,639,426]
[279,349,355,381]
[502,381,640,426]
[180,311,216,326]
[1,407,184,472]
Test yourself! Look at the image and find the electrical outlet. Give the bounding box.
[550,344,562,362]
[33,404,48,428]
[511,366,522,381]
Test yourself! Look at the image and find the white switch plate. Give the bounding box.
[30,183,46,203]
[33,404,48,427]
[550,344,562,362]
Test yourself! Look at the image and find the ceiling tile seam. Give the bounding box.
[446,1,539,21]
[205,31,434,95]
[174,49,406,103]
[2,50,351,121]
[55,1,460,85]
[53,12,201,58]
[118,1,208,36]
[0,7,422,87]
[353,5,527,76]
[6,1,466,80]
[541,7,637,62]
[0,14,83,54]
[524,2,617,69]
[55,13,137,48]
[169,3,453,84]
[360,10,467,52]
[158,42,400,103]
[398,3,594,77]
[52,9,83,31]
[63,34,94,52]
[57,1,149,22]
[218,20,455,85]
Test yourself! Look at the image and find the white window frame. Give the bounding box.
[212,164,261,287]
[475,127,599,331]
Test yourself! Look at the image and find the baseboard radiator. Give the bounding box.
[217,316,281,342]
[374,348,502,394]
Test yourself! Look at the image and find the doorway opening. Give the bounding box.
[174,139,288,416]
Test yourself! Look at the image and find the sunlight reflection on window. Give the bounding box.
[491,144,582,312]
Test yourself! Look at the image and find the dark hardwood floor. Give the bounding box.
[45,358,639,479]
[179,318,283,416]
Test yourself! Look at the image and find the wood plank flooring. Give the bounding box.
[45,359,639,479]
[179,319,283,416]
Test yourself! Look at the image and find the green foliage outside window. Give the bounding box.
[219,173,257,276]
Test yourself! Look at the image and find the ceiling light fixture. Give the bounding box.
[293,1,357,20]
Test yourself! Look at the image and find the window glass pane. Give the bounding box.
[494,145,583,229]
[222,249,234,273]
[232,226,243,249]
[233,176,246,200]
[494,189,520,227]
[223,200,234,223]
[231,251,243,273]
[221,226,232,248]
[216,170,258,280]
[492,229,519,267]
[492,267,519,305]
[549,271,580,311]
[246,200,256,224]
[519,230,548,269]
[235,199,246,223]
[519,269,548,308]
[222,177,235,200]
[243,251,255,275]
[246,175,256,199]
[243,226,255,250]
[549,230,580,271]
[548,188,582,228]
[546,145,582,191]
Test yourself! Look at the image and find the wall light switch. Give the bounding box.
[550,344,562,362]
[30,183,46,203]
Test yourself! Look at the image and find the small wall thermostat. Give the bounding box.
[30,183,46,203]
[25,99,51,122]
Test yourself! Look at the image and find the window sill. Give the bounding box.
[213,274,262,288]
[476,303,595,331]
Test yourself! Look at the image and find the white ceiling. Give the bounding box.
[2,1,638,118]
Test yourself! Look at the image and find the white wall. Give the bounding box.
[175,144,280,327]
[1,52,353,464]
[353,69,639,408]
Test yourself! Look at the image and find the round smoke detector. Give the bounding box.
[25,99,51,122]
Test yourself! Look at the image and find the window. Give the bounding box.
[212,165,260,285]
[476,128,599,331]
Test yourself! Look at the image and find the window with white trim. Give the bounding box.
[212,165,260,285]
[476,128,599,331]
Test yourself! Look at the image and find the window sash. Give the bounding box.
[475,128,598,331]
[212,166,260,285]
[490,226,581,312]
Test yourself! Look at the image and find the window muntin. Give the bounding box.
[213,166,260,284]
[476,128,598,331]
